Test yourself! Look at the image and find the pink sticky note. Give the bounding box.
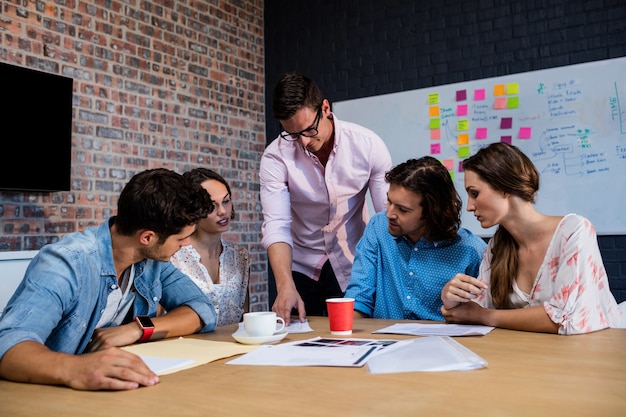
[494,97,507,109]
[442,159,454,170]
[476,127,488,139]
[500,135,512,144]
[430,129,441,140]
[474,89,486,101]
[430,143,441,154]
[518,127,532,139]
[456,90,467,101]
[457,104,468,116]
[500,117,513,129]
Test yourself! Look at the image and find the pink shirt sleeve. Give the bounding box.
[259,115,392,290]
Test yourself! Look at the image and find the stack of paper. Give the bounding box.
[365,336,487,373]
[226,335,487,374]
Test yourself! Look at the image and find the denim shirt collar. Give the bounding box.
[97,216,146,280]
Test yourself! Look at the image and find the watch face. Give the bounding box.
[137,316,154,328]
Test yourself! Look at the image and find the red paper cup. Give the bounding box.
[326,297,355,335]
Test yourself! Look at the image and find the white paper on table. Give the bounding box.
[140,355,196,375]
[372,323,494,337]
[366,336,487,374]
[226,336,399,367]
[285,319,314,333]
[236,319,314,334]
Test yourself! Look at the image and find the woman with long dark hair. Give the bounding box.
[441,142,621,334]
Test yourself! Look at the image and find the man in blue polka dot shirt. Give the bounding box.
[344,157,487,321]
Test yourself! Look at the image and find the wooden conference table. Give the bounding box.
[0,316,625,417]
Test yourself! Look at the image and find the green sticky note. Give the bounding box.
[507,96,519,108]
[458,146,470,158]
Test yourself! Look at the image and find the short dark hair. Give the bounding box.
[272,72,325,120]
[183,167,236,219]
[114,168,214,242]
[385,157,462,242]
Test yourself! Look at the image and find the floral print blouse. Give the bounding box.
[171,240,250,326]
[475,214,622,335]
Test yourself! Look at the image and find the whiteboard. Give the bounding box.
[335,57,626,236]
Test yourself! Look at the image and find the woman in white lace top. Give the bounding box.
[171,168,250,326]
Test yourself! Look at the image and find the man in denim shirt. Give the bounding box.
[0,168,217,391]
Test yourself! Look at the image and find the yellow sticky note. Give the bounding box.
[506,83,519,95]
[457,119,468,131]
[428,93,439,104]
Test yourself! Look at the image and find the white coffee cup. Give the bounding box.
[243,311,286,337]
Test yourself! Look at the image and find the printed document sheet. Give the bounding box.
[226,337,400,367]
[373,323,494,337]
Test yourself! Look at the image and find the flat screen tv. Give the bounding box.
[0,62,73,192]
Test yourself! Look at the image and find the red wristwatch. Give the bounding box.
[134,316,155,343]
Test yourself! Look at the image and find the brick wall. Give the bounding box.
[0,0,269,311]
[264,0,626,302]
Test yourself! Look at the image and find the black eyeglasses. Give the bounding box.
[280,107,322,141]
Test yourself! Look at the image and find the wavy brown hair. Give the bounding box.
[385,156,462,242]
[462,143,539,308]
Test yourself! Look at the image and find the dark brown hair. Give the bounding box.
[385,156,461,242]
[183,168,236,220]
[272,72,325,120]
[115,168,213,243]
[462,142,539,308]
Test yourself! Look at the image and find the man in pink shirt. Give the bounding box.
[260,72,392,324]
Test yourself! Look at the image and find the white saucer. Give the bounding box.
[232,329,288,345]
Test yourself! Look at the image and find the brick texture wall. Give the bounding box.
[264,0,626,302]
[0,0,269,311]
